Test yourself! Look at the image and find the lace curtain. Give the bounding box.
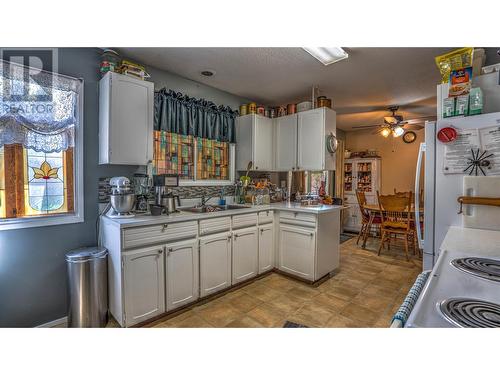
[154,88,238,143]
[0,59,81,153]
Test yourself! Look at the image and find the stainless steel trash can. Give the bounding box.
[66,247,108,327]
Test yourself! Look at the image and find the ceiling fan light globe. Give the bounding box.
[380,127,391,137]
[393,126,404,137]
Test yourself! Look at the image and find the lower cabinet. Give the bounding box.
[199,232,232,297]
[278,224,316,281]
[122,245,165,327]
[232,227,258,284]
[258,224,274,274]
[165,238,199,311]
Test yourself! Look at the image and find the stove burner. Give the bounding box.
[439,298,500,328]
[451,257,500,282]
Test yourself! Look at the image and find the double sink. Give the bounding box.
[179,204,251,214]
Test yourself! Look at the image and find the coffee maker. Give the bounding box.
[153,174,180,214]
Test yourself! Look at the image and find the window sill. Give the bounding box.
[178,180,234,187]
[0,213,84,231]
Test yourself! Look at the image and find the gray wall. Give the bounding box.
[0,48,246,327]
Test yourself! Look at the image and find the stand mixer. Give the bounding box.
[106,176,136,218]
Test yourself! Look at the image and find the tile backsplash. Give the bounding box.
[98,177,235,203]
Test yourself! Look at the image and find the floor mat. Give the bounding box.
[283,321,309,328]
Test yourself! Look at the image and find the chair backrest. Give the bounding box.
[355,190,370,221]
[393,189,412,199]
[377,191,412,230]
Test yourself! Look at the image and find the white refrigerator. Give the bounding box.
[415,111,500,270]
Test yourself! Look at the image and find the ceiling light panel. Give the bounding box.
[302,47,348,66]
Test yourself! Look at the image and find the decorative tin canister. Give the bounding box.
[239,104,248,116]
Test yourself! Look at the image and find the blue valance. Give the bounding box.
[154,88,237,143]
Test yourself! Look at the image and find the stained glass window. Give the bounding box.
[153,131,194,179]
[196,138,229,180]
[23,149,67,215]
[153,131,231,182]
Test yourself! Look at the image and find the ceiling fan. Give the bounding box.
[352,106,436,138]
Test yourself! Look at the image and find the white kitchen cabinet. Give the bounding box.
[278,224,316,281]
[235,114,273,171]
[275,114,298,171]
[199,232,232,297]
[122,245,165,326]
[232,227,258,284]
[258,224,274,274]
[297,108,336,171]
[165,239,199,311]
[99,72,154,165]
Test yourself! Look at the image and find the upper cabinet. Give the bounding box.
[235,108,336,172]
[275,114,298,171]
[99,72,154,165]
[235,114,274,171]
[297,108,336,171]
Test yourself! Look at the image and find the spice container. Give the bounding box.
[277,106,287,117]
[257,105,265,116]
[317,96,332,109]
[269,107,276,118]
[287,103,297,114]
[239,104,248,116]
[248,102,257,114]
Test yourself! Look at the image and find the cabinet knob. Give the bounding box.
[159,249,163,254]
[227,236,231,242]
[309,233,314,237]
[292,167,295,170]
[162,224,168,232]
[255,166,259,170]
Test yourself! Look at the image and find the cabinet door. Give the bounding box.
[200,233,232,297]
[122,245,165,326]
[275,114,297,171]
[165,239,199,311]
[232,227,258,284]
[258,224,274,274]
[279,225,316,281]
[109,73,153,165]
[297,109,324,170]
[344,161,354,193]
[253,116,273,171]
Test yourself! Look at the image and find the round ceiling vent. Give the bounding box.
[201,70,215,77]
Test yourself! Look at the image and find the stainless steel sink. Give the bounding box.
[179,204,251,213]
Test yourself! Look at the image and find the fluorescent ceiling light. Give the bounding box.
[302,47,348,66]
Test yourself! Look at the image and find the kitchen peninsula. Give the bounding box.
[101,202,341,327]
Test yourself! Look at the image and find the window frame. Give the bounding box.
[0,80,84,231]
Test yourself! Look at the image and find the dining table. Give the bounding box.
[360,204,424,249]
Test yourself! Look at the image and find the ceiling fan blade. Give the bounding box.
[352,124,382,129]
[405,116,437,125]
[403,124,424,130]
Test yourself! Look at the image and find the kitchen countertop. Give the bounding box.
[440,226,500,257]
[101,202,342,229]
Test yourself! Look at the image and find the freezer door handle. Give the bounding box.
[415,142,425,249]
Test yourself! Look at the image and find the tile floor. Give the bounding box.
[110,235,422,328]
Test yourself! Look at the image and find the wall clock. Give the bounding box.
[326,132,338,154]
[403,131,417,144]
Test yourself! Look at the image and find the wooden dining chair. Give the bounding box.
[355,190,381,246]
[377,191,414,261]
[393,189,412,199]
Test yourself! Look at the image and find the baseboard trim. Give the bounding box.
[36,316,68,328]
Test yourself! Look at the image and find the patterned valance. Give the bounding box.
[154,88,238,143]
[0,59,81,152]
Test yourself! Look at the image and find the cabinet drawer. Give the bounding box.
[232,213,258,229]
[123,221,198,249]
[279,211,317,224]
[258,210,274,224]
[200,216,231,236]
